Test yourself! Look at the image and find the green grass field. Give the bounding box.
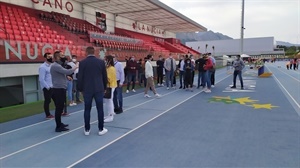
[0,100,55,123]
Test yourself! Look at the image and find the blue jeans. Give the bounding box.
[113,81,123,110]
[67,80,73,102]
[197,71,205,87]
[127,73,136,90]
[179,70,185,87]
[233,70,243,87]
[83,91,104,131]
[165,70,174,87]
[204,71,211,89]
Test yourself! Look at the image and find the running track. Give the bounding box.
[0,61,299,167]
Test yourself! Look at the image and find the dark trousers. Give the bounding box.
[72,80,80,101]
[83,91,104,131]
[233,70,243,87]
[113,80,123,110]
[191,70,195,86]
[43,88,54,117]
[210,70,215,85]
[52,88,66,128]
[140,74,146,87]
[127,73,136,90]
[157,69,163,84]
[184,70,192,88]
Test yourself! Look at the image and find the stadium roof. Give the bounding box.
[73,0,207,33]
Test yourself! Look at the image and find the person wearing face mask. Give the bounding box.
[70,55,82,104]
[164,53,177,89]
[184,55,194,91]
[126,56,138,93]
[156,55,164,86]
[39,53,55,119]
[66,56,77,107]
[50,51,78,132]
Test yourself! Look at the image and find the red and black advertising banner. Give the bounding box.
[96,12,107,32]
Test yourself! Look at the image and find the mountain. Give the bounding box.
[176,30,233,44]
[276,41,300,47]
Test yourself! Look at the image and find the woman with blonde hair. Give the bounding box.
[104,55,117,122]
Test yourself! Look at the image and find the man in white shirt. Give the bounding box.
[144,55,161,98]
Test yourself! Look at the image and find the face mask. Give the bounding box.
[60,57,67,63]
[46,58,53,63]
[187,61,190,64]
[72,59,77,62]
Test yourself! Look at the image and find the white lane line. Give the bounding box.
[66,75,230,168]
[0,71,228,135]
[268,63,300,82]
[265,65,300,117]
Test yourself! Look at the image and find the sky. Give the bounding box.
[160,0,300,44]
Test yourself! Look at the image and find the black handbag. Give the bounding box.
[104,88,111,99]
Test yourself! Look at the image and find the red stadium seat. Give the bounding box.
[13,30,20,35]
[47,39,53,43]
[0,32,6,39]
[41,38,47,43]
[27,31,33,37]
[36,37,41,43]
[33,32,40,37]
[29,36,35,42]
[14,35,22,41]
[22,35,29,41]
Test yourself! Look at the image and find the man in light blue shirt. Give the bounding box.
[112,54,125,114]
[39,53,54,119]
[208,53,216,87]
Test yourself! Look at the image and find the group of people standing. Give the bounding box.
[39,47,246,135]
[39,47,125,135]
[286,58,299,70]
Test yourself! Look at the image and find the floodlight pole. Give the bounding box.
[240,0,245,55]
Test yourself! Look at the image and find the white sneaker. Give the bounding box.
[84,129,90,136]
[126,90,129,93]
[161,83,164,86]
[104,116,113,123]
[98,128,108,136]
[69,103,77,106]
[132,89,136,92]
[211,85,215,88]
[155,93,161,98]
[157,83,161,86]
[204,89,211,93]
[144,94,151,98]
[167,87,170,90]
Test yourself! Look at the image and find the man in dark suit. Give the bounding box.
[77,46,108,136]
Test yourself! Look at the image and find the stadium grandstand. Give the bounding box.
[0,0,206,107]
